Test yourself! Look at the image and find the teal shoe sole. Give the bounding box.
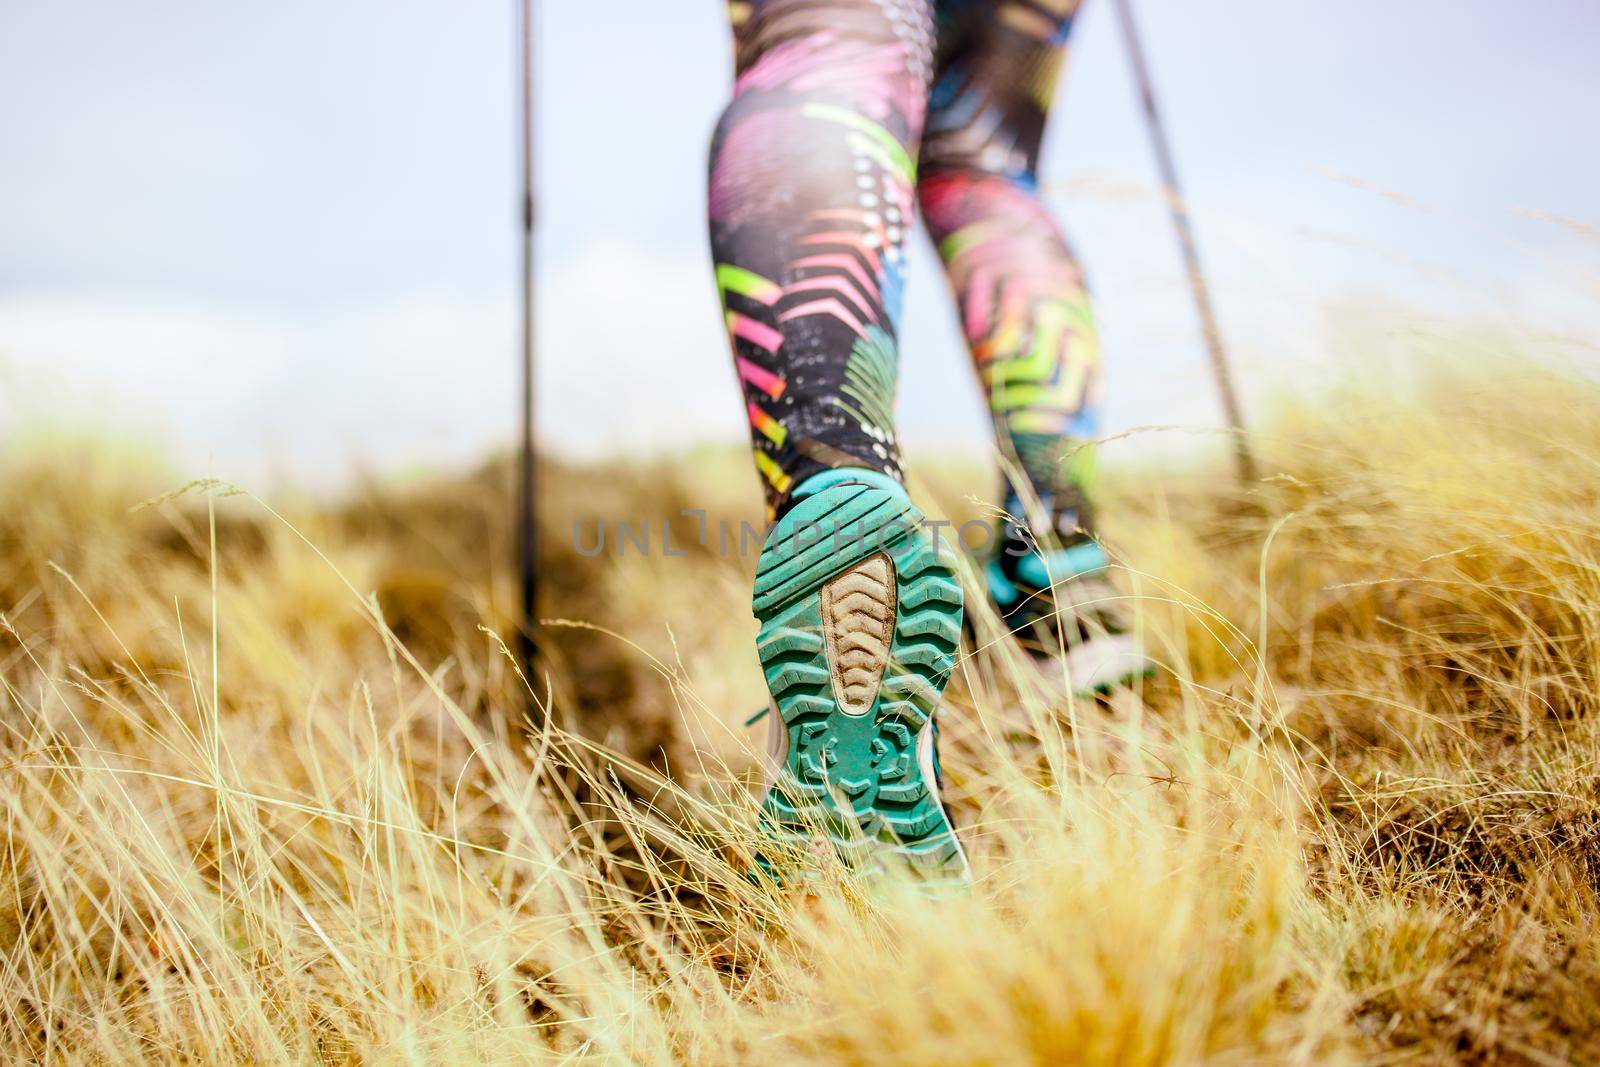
[752,470,969,886]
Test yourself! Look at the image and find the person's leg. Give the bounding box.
[710,0,936,520]
[920,1,1151,689]
[710,0,969,883]
[920,0,1096,547]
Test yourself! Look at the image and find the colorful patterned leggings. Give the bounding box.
[711,0,1098,540]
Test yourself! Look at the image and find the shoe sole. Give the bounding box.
[752,474,969,887]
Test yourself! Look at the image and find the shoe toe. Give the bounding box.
[1064,633,1155,694]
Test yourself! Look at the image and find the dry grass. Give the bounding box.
[3,359,1600,1064]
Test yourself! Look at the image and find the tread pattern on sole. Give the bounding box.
[820,553,895,715]
[753,477,968,885]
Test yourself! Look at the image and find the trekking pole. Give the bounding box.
[516,0,542,708]
[1112,0,1258,483]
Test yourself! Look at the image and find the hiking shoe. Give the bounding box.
[752,468,970,888]
[985,537,1156,695]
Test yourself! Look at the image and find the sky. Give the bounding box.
[1,0,1597,488]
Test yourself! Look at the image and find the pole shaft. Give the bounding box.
[1112,0,1256,483]
[516,0,541,689]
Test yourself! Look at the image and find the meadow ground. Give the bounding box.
[4,360,1600,1064]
